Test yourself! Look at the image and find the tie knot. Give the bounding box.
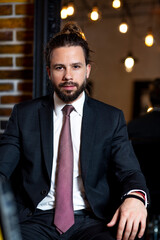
[62,105,74,116]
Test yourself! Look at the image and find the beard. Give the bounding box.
[52,80,86,103]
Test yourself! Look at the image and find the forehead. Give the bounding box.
[50,46,86,63]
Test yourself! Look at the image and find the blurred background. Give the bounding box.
[1,1,160,238]
[0,0,160,134]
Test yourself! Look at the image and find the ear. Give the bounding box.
[46,66,51,79]
[86,64,91,79]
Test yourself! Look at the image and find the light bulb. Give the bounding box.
[119,22,128,33]
[145,33,154,47]
[67,3,74,16]
[90,7,99,21]
[61,7,68,19]
[124,56,135,72]
[147,107,153,112]
[112,0,121,9]
[122,52,137,72]
[125,57,134,68]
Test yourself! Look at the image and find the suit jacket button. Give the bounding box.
[41,190,47,195]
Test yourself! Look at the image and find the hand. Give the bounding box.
[107,197,147,240]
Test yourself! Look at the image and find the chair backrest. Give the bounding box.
[0,181,22,240]
[131,139,160,216]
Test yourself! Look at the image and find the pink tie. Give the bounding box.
[54,105,74,234]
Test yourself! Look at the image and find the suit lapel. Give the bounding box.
[38,94,96,182]
[39,96,54,179]
[80,95,96,183]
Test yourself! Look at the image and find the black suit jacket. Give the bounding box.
[0,94,149,222]
[128,110,160,140]
[128,111,160,215]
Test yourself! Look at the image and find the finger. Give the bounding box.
[122,220,133,240]
[129,220,139,240]
[107,209,119,227]
[116,217,127,240]
[138,219,146,239]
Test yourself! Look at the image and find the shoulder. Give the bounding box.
[128,112,152,128]
[86,95,123,115]
[85,95,125,127]
[128,111,160,138]
[13,95,53,112]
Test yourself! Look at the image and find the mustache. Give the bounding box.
[59,82,78,87]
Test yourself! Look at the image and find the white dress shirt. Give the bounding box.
[37,91,148,210]
[37,91,89,210]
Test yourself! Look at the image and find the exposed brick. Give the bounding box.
[18,82,32,91]
[0,44,32,54]
[0,108,12,116]
[0,17,34,29]
[0,0,34,3]
[0,5,12,16]
[1,95,32,104]
[0,83,13,91]
[16,30,33,41]
[0,70,33,79]
[0,31,13,41]
[0,0,34,132]
[0,57,12,66]
[16,56,33,67]
[15,4,34,15]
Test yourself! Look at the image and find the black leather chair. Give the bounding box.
[0,181,22,240]
[131,139,160,239]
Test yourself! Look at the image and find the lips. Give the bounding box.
[59,82,78,91]
[62,86,75,91]
[62,84,75,87]
[59,82,77,87]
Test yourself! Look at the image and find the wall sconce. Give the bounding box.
[112,0,121,9]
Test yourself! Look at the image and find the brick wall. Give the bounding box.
[0,0,34,134]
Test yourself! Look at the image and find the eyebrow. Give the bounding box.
[71,62,83,66]
[52,62,84,68]
[53,64,65,68]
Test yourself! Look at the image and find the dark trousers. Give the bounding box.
[20,209,116,240]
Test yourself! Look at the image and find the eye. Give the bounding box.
[54,65,64,70]
[73,65,81,69]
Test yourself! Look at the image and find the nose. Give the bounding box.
[63,67,72,81]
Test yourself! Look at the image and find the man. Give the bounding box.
[0,22,148,240]
[128,78,160,140]
[128,78,160,218]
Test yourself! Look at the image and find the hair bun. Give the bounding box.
[61,21,86,40]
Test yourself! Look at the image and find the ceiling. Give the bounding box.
[61,0,160,20]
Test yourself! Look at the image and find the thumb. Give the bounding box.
[107,209,119,227]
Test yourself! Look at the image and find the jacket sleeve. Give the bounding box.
[0,105,20,179]
[111,110,149,196]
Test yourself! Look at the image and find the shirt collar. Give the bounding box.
[54,92,85,117]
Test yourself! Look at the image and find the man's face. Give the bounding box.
[47,46,91,103]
